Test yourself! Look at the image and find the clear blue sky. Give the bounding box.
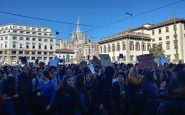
[0,0,185,42]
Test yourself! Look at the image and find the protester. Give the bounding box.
[84,72,94,115]
[35,70,55,115]
[112,70,128,115]
[50,66,61,90]
[17,72,32,115]
[157,69,185,115]
[48,74,81,115]
[0,60,185,115]
[3,73,18,115]
[0,70,6,114]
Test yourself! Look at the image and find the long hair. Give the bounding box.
[42,70,52,80]
[58,74,74,94]
[76,74,85,92]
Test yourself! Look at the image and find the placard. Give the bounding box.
[99,54,112,67]
[49,58,59,67]
[92,56,101,66]
[137,54,154,69]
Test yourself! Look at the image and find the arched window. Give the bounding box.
[130,41,134,50]
[108,45,111,52]
[104,45,106,53]
[112,44,115,52]
[100,46,102,53]
[122,42,126,50]
[117,43,120,51]
[142,42,146,51]
[147,43,151,51]
[135,42,140,51]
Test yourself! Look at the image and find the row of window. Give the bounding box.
[0,26,49,32]
[10,56,53,61]
[100,42,151,53]
[12,30,52,36]
[0,36,8,40]
[0,44,8,48]
[159,40,178,50]
[152,35,178,42]
[0,36,54,42]
[11,36,54,42]
[0,51,54,55]
[11,51,54,55]
[100,40,178,53]
[151,24,185,35]
[0,30,52,36]
[12,43,53,50]
[152,26,176,35]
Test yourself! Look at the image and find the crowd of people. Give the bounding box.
[0,61,185,115]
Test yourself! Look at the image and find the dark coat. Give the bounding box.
[157,98,185,115]
[92,66,114,114]
[112,81,128,115]
[55,89,81,115]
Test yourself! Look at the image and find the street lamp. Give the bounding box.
[125,12,133,63]
[173,18,179,63]
[141,29,144,55]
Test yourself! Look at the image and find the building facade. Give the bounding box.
[0,24,56,64]
[55,48,75,63]
[98,32,151,63]
[98,18,185,63]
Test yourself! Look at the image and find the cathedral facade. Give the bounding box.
[59,18,98,63]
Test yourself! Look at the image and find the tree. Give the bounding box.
[149,44,165,60]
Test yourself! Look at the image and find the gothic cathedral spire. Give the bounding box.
[76,17,81,33]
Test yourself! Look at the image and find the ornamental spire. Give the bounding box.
[76,17,81,33]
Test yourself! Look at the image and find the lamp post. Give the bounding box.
[125,12,133,63]
[173,18,179,63]
[141,29,144,55]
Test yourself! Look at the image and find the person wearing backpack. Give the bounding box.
[30,68,43,115]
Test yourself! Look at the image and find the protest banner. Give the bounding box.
[49,58,59,67]
[137,54,154,69]
[159,56,169,64]
[99,54,112,67]
[92,56,101,66]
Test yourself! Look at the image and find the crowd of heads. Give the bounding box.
[0,61,185,115]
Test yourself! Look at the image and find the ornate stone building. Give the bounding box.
[59,18,98,62]
[98,18,185,63]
